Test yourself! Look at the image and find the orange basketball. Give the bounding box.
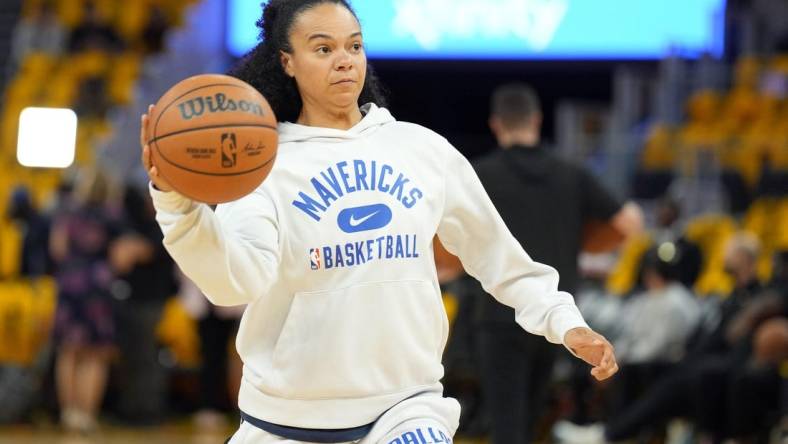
[581,220,625,253]
[146,74,278,204]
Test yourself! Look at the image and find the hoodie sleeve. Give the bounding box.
[150,183,280,306]
[436,143,588,345]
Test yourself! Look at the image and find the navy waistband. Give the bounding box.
[240,411,374,443]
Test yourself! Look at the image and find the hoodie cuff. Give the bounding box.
[547,305,590,355]
[148,182,195,215]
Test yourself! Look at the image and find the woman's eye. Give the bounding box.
[352,43,362,51]
[317,46,330,54]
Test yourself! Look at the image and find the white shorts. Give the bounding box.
[227,393,460,444]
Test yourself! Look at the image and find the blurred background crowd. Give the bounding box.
[0,0,786,443]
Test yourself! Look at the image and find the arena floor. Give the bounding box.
[0,424,232,444]
[0,425,483,444]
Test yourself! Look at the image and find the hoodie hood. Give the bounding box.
[501,145,553,182]
[277,103,395,144]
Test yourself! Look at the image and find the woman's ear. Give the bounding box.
[280,51,295,78]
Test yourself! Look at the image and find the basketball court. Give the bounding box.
[0,425,484,444]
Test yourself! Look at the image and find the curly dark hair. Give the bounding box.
[228,0,387,123]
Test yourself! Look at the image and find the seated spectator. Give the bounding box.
[554,234,785,443]
[613,247,701,366]
[569,244,701,427]
[9,0,65,70]
[650,196,703,288]
[690,232,764,356]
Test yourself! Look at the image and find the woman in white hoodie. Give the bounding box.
[139,1,619,442]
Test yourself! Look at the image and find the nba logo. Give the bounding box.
[221,133,237,168]
[309,248,321,270]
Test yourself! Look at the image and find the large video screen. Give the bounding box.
[227,0,726,60]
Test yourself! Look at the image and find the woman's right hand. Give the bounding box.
[140,105,174,192]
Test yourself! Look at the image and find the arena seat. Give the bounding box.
[605,233,653,295]
[0,277,56,366]
[639,124,677,171]
[155,297,200,369]
[0,219,22,280]
[684,215,737,296]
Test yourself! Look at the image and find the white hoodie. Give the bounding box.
[150,104,588,429]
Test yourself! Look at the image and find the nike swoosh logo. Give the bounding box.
[349,211,379,227]
[337,204,392,233]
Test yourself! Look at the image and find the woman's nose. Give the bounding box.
[335,50,353,70]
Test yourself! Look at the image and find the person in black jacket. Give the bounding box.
[472,83,643,444]
[111,184,177,424]
[6,186,53,277]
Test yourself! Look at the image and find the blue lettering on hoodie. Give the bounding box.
[292,160,423,221]
[313,234,419,271]
[385,427,452,444]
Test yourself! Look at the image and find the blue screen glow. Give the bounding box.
[227,0,726,60]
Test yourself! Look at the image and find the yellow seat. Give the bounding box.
[764,118,788,171]
[70,51,110,79]
[640,124,677,171]
[92,0,118,23]
[684,215,737,296]
[5,77,39,104]
[0,282,34,365]
[720,88,765,135]
[116,1,150,41]
[2,103,28,156]
[676,91,729,174]
[55,0,85,29]
[606,234,653,295]
[0,279,57,366]
[55,0,113,29]
[776,199,788,251]
[156,298,200,368]
[442,291,459,326]
[743,199,770,238]
[720,138,763,187]
[113,53,141,77]
[28,277,58,362]
[108,74,135,105]
[0,220,23,279]
[743,198,787,281]
[20,52,57,75]
[43,72,80,107]
[733,56,761,89]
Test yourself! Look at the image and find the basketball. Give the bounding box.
[581,220,625,253]
[753,318,788,364]
[145,74,278,204]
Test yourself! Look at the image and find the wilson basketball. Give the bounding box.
[146,74,278,204]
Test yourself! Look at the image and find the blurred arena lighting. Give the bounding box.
[657,242,677,263]
[16,107,77,168]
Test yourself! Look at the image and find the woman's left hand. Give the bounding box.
[564,327,619,381]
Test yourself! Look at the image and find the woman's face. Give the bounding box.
[281,3,367,113]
